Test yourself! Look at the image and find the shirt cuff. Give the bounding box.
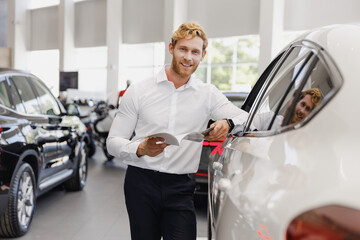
[127,140,142,161]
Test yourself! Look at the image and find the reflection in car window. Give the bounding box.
[8,80,26,113]
[30,77,61,116]
[0,79,12,108]
[250,44,337,132]
[10,76,41,115]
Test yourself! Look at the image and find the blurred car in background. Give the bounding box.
[208,24,360,239]
[192,92,248,196]
[0,69,90,238]
[65,99,97,157]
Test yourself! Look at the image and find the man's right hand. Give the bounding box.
[136,137,169,157]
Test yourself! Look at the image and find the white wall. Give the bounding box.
[25,0,360,50]
[284,0,360,31]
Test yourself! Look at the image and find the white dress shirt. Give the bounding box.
[107,65,248,174]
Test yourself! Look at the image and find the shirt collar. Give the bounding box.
[156,64,200,90]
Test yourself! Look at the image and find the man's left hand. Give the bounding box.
[204,120,229,141]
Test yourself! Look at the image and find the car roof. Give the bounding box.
[292,24,360,85]
[0,68,29,74]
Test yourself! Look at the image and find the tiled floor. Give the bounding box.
[17,147,208,240]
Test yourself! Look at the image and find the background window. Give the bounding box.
[28,50,60,96]
[75,47,108,94]
[120,42,165,87]
[195,35,260,92]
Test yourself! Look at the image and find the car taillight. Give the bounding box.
[195,172,209,177]
[203,139,226,155]
[286,205,360,240]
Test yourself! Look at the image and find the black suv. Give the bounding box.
[0,69,90,238]
[193,92,248,195]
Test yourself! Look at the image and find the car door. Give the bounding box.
[29,76,77,183]
[7,75,72,189]
[208,50,286,223]
[209,40,342,239]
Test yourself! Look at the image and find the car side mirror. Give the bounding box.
[66,103,80,116]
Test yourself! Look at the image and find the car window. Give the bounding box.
[226,96,245,108]
[30,77,61,116]
[247,42,341,134]
[0,78,12,108]
[9,75,42,115]
[8,79,27,113]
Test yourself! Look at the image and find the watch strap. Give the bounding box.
[225,118,235,132]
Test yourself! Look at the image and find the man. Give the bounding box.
[107,21,248,240]
[251,88,322,131]
[282,88,321,125]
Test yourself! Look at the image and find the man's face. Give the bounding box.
[290,94,314,124]
[169,36,206,78]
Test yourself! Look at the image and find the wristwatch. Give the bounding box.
[224,118,235,133]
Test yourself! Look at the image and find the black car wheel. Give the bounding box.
[65,141,88,191]
[0,162,36,238]
[87,137,96,157]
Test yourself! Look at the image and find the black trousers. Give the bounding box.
[124,165,197,240]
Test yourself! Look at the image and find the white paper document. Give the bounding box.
[146,127,214,146]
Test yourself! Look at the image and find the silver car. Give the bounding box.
[208,24,360,239]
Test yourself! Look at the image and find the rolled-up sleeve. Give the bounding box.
[209,86,249,133]
[107,86,141,161]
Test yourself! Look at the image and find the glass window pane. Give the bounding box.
[28,50,59,96]
[75,47,107,69]
[120,42,165,88]
[194,66,207,83]
[0,79,11,108]
[202,51,208,64]
[237,36,260,62]
[78,69,107,92]
[211,66,232,91]
[250,45,335,132]
[10,76,41,115]
[8,81,26,113]
[30,77,61,116]
[211,38,235,64]
[236,64,258,88]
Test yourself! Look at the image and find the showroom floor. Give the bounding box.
[18,146,207,240]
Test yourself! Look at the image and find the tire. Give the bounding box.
[87,137,96,157]
[65,141,88,191]
[102,141,114,161]
[0,162,36,238]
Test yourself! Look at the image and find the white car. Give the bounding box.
[208,24,360,240]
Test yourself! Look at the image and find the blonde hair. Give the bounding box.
[300,88,322,108]
[171,21,208,52]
